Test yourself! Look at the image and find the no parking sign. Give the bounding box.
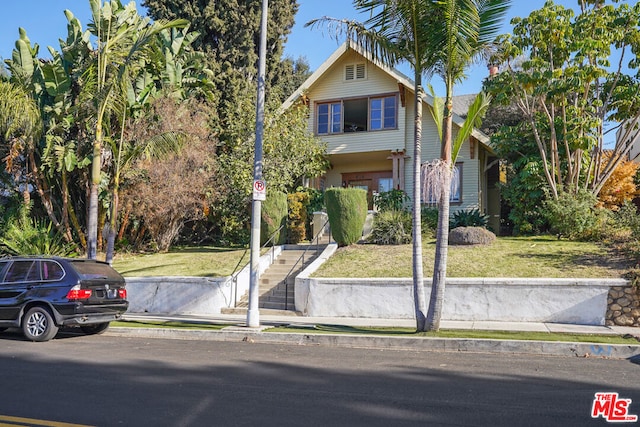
[253,179,266,201]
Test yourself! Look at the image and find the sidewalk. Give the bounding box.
[109,313,640,360]
[122,312,639,336]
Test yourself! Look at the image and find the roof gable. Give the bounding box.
[282,41,490,146]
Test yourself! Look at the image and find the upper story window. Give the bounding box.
[316,94,398,135]
[345,63,366,81]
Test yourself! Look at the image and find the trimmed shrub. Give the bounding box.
[368,209,412,245]
[449,226,496,246]
[325,188,367,246]
[261,190,287,246]
[287,191,310,244]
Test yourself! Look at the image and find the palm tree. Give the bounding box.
[307,0,442,330]
[83,0,187,259]
[424,0,510,331]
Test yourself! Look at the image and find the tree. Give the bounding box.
[486,0,640,200]
[423,0,510,331]
[83,0,187,259]
[597,153,639,210]
[307,0,440,330]
[0,81,42,205]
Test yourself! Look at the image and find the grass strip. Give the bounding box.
[112,320,639,345]
[112,320,228,331]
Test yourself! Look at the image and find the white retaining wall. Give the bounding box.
[125,246,281,316]
[295,244,629,325]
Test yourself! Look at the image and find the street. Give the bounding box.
[0,329,638,426]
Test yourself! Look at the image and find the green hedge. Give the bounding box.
[261,190,287,246]
[325,188,367,246]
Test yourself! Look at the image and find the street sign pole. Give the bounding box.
[247,0,268,328]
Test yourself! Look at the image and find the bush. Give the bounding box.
[325,188,367,246]
[367,209,412,245]
[0,206,76,256]
[421,205,439,236]
[450,208,489,229]
[287,191,310,244]
[261,191,287,246]
[449,226,496,246]
[374,190,409,212]
[544,190,599,240]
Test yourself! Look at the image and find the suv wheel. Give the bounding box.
[23,307,59,342]
[81,322,110,335]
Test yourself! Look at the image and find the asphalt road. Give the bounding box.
[0,330,638,427]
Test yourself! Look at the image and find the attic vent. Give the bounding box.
[345,63,366,81]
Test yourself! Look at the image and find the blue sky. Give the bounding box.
[0,0,592,95]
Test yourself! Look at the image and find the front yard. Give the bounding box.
[111,236,634,279]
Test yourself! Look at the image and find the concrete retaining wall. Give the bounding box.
[294,244,630,325]
[125,246,281,316]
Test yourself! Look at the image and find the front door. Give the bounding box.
[342,171,393,209]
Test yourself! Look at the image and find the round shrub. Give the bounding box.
[449,226,496,245]
[325,188,367,246]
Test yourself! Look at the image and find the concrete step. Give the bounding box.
[220,307,301,316]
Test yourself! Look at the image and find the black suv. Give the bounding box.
[0,257,128,341]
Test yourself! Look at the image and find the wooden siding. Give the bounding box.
[403,98,482,212]
[306,50,407,155]
[299,46,489,210]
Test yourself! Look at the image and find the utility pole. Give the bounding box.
[247,0,268,328]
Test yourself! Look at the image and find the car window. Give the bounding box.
[41,260,64,281]
[4,261,37,283]
[69,261,123,280]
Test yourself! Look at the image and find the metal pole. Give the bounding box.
[247,0,268,328]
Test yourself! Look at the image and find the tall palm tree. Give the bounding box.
[424,0,510,331]
[307,0,441,330]
[84,0,187,259]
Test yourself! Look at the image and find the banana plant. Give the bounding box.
[83,0,187,259]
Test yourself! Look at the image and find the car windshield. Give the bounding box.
[69,261,123,280]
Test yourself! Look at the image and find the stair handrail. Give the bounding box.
[227,224,286,307]
[283,218,331,310]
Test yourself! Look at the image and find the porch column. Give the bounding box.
[388,150,407,190]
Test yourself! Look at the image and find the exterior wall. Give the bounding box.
[607,286,640,326]
[306,50,407,156]
[403,98,483,213]
[301,47,489,212]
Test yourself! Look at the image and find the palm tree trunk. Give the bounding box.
[413,76,427,331]
[427,89,454,331]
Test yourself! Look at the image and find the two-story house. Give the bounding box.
[282,41,501,231]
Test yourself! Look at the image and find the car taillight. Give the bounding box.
[66,285,92,300]
[118,289,127,299]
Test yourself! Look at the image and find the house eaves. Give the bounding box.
[281,40,492,150]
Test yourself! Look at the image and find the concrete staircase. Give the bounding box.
[226,243,327,315]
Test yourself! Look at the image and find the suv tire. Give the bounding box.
[23,307,59,342]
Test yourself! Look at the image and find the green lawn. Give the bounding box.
[312,236,631,278]
[110,236,632,278]
[113,246,250,277]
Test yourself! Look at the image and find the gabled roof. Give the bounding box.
[282,41,490,146]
